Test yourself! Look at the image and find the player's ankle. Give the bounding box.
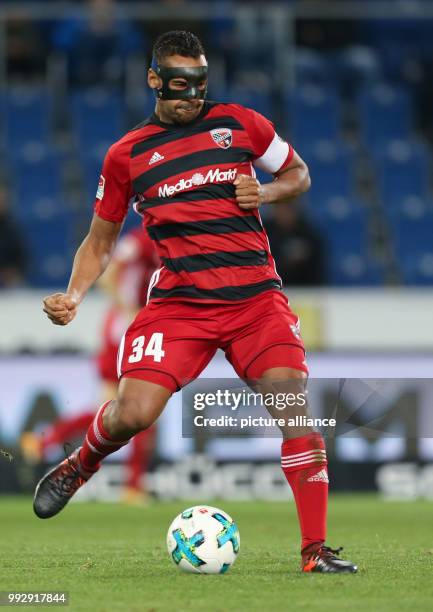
[77,449,100,478]
[301,541,324,562]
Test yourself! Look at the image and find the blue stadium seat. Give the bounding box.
[305,196,383,285]
[311,197,368,253]
[357,84,413,145]
[285,85,340,147]
[376,140,429,202]
[210,87,272,116]
[304,141,355,202]
[71,88,125,151]
[334,46,383,91]
[400,254,433,286]
[1,88,52,153]
[308,193,365,223]
[382,194,433,222]
[12,147,63,219]
[388,207,433,285]
[330,255,384,286]
[127,91,157,128]
[389,209,433,253]
[9,145,72,285]
[21,217,73,287]
[293,48,331,86]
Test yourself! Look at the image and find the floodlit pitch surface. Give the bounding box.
[1,495,432,611]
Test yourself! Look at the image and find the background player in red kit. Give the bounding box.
[22,228,159,502]
[34,30,357,573]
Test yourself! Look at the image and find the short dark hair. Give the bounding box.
[152,30,205,64]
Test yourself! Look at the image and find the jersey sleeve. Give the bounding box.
[93,144,132,222]
[241,107,294,174]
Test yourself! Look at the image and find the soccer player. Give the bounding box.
[34,30,357,574]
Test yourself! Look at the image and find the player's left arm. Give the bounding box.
[234,107,311,210]
[234,149,310,210]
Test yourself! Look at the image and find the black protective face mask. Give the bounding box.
[150,60,208,101]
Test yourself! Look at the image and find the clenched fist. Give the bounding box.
[234,174,263,209]
[43,292,79,326]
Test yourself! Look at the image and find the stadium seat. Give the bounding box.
[2,87,52,153]
[126,91,157,128]
[334,46,383,92]
[284,85,341,147]
[382,194,433,222]
[8,143,73,287]
[21,217,73,287]
[400,253,433,286]
[312,197,368,252]
[389,209,433,254]
[376,140,429,202]
[72,89,126,204]
[308,193,365,222]
[210,87,272,116]
[304,196,383,285]
[293,48,331,86]
[357,84,413,146]
[330,254,385,286]
[388,207,433,285]
[71,88,125,151]
[12,148,63,217]
[304,141,355,202]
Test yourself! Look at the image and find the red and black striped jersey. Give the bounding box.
[94,101,294,303]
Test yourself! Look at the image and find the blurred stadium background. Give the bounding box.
[1,0,433,502]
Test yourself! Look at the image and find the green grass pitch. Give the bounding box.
[1,495,432,611]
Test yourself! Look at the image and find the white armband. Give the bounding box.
[254,132,290,173]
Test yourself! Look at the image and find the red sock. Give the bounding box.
[41,411,95,454]
[281,432,328,554]
[79,401,130,474]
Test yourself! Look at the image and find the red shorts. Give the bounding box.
[117,290,307,393]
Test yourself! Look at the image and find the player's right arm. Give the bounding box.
[43,143,132,326]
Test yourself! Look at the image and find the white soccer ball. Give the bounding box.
[166,505,240,574]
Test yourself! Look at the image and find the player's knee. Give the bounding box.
[117,394,156,433]
[103,395,154,437]
[253,367,308,403]
[259,367,307,382]
[105,377,172,437]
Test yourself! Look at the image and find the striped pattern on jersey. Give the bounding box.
[130,103,282,302]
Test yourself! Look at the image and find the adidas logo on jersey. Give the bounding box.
[149,151,165,165]
[307,469,329,483]
[158,167,237,197]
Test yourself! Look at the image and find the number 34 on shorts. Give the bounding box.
[127,333,165,364]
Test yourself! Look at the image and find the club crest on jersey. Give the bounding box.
[210,128,232,149]
[96,175,105,200]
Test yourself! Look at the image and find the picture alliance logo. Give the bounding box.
[158,168,237,197]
